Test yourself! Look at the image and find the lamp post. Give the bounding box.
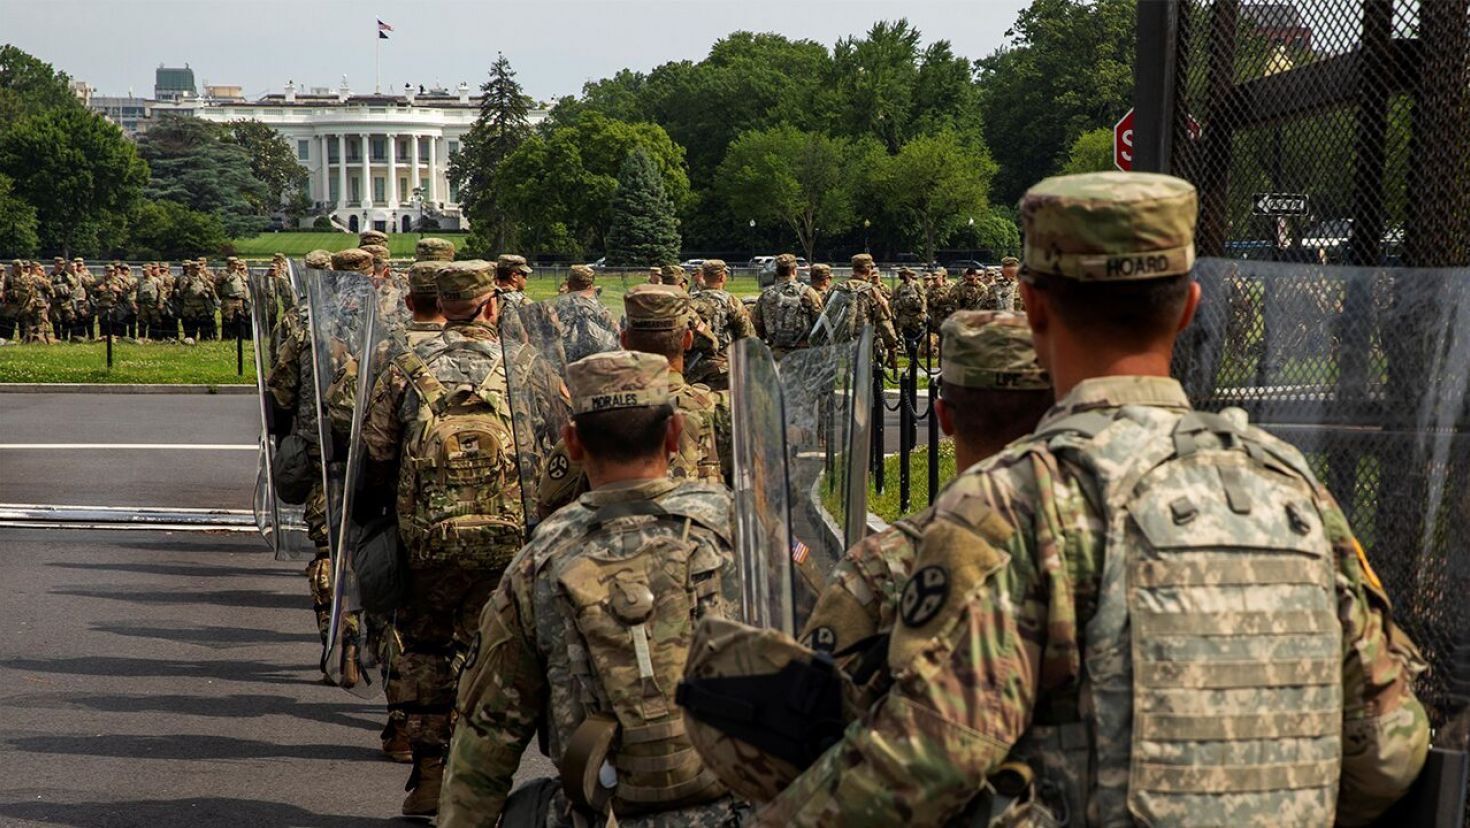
[864,218,871,254]
[412,187,425,239]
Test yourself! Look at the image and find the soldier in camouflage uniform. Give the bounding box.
[686,260,753,391]
[135,263,169,340]
[361,260,537,817]
[751,253,824,361]
[667,264,690,292]
[537,284,731,519]
[551,264,620,364]
[925,266,957,336]
[953,265,992,313]
[0,260,19,340]
[116,261,140,338]
[16,262,52,344]
[827,254,899,369]
[746,172,1429,826]
[808,263,833,302]
[890,267,928,356]
[194,258,220,340]
[997,255,1023,312]
[216,257,250,340]
[440,350,745,828]
[49,258,82,341]
[91,264,132,339]
[493,253,533,319]
[179,260,219,341]
[649,266,664,284]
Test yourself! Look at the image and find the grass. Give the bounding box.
[0,338,255,385]
[522,273,764,313]
[820,438,957,525]
[230,232,471,258]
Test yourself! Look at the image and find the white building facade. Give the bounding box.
[157,81,546,234]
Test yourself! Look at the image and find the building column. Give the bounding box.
[317,134,328,207]
[360,134,371,209]
[387,132,399,209]
[410,134,421,209]
[336,134,348,211]
[427,134,439,204]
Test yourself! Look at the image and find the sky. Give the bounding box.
[2,0,1032,102]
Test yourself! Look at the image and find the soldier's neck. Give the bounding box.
[1048,339,1176,400]
[585,457,671,489]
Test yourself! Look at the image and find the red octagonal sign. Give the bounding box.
[1114,109,1134,171]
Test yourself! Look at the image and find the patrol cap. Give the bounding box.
[701,259,728,279]
[416,237,456,262]
[567,264,596,289]
[53,257,64,263]
[331,248,374,275]
[666,264,686,279]
[304,249,333,270]
[941,311,1049,391]
[624,284,691,332]
[1000,256,1020,267]
[649,266,663,275]
[898,267,915,277]
[932,266,948,279]
[436,259,495,301]
[850,253,874,271]
[358,229,388,247]
[407,261,442,297]
[496,254,533,278]
[810,263,832,278]
[273,252,286,261]
[567,351,671,416]
[360,244,391,265]
[226,256,239,264]
[1020,171,1197,282]
[775,253,798,268]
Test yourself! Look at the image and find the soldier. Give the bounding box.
[158,261,180,341]
[953,265,992,313]
[808,263,833,301]
[751,253,824,361]
[16,261,52,344]
[440,350,745,828]
[215,257,250,340]
[0,259,18,340]
[742,172,1430,826]
[91,264,123,339]
[648,265,663,284]
[49,259,78,341]
[135,263,168,341]
[360,259,531,817]
[537,284,730,519]
[995,255,1022,312]
[196,257,220,339]
[925,266,956,335]
[555,264,620,364]
[666,264,689,292]
[359,228,389,248]
[176,261,208,341]
[493,254,533,318]
[686,259,753,391]
[827,254,899,368]
[115,261,140,338]
[890,267,927,355]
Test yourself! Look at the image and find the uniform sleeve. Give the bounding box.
[755,480,1043,827]
[361,364,407,464]
[440,568,548,827]
[728,294,754,340]
[535,439,589,521]
[267,324,301,409]
[798,525,917,662]
[750,295,767,339]
[1323,493,1430,825]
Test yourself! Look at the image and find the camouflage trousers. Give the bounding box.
[391,563,500,757]
[20,311,52,344]
[303,483,332,644]
[504,780,748,828]
[220,299,248,339]
[137,308,166,340]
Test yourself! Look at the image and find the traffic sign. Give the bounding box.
[1114,109,1134,171]
[1252,192,1310,216]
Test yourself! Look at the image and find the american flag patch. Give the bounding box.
[791,540,810,565]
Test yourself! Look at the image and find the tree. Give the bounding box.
[1060,127,1116,175]
[977,0,1135,202]
[125,200,226,260]
[0,45,85,127]
[451,53,533,253]
[872,130,996,261]
[137,115,269,238]
[605,149,681,267]
[229,119,310,217]
[0,173,39,258]
[716,126,860,262]
[0,107,148,256]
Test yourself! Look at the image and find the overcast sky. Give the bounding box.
[3,0,1031,102]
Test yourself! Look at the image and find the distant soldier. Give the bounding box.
[69,258,95,339]
[537,283,730,519]
[666,264,690,291]
[216,257,250,339]
[16,261,53,344]
[135,264,168,340]
[90,264,122,338]
[556,264,620,364]
[158,261,180,340]
[195,257,220,339]
[828,253,899,368]
[952,266,992,314]
[114,262,140,338]
[648,265,663,284]
[891,267,928,354]
[686,259,753,390]
[178,261,219,341]
[493,253,533,318]
[751,253,824,360]
[49,259,79,341]
[0,260,19,340]
[925,266,957,334]
[994,255,1022,311]
[809,263,833,301]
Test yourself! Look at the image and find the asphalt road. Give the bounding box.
[0,393,552,827]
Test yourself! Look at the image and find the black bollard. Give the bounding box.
[237,326,244,376]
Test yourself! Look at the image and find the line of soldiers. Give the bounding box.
[0,254,265,344]
[263,170,1429,827]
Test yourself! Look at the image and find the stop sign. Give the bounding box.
[1114,109,1134,171]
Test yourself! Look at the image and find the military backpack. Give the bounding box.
[762,281,811,350]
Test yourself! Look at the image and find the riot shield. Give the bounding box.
[730,337,795,633]
[248,266,311,561]
[305,269,386,698]
[499,294,620,532]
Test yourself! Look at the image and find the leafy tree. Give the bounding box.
[831,20,922,152]
[716,126,860,262]
[977,0,1135,202]
[0,173,39,257]
[229,119,309,216]
[0,45,84,127]
[0,107,147,256]
[125,200,226,260]
[871,130,996,261]
[605,149,681,267]
[451,53,533,253]
[137,115,268,238]
[1060,127,1116,174]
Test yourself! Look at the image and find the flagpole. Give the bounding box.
[375,26,381,94]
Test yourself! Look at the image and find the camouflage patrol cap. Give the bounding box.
[931,266,948,279]
[330,248,374,275]
[701,259,728,279]
[624,284,692,332]
[226,256,239,263]
[649,266,663,276]
[775,253,798,268]
[809,263,832,278]
[567,350,671,415]
[415,237,455,262]
[567,264,596,289]
[666,264,686,279]
[941,311,1049,391]
[496,254,533,278]
[53,257,64,263]
[360,244,391,265]
[898,267,915,278]
[273,252,286,261]
[1020,171,1197,281]
[304,249,333,270]
[1000,256,1020,267]
[436,260,495,301]
[850,253,874,271]
[358,229,388,247]
[407,261,442,296]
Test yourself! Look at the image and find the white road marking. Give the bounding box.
[0,443,256,451]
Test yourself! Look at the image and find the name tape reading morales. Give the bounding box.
[1252,193,1311,216]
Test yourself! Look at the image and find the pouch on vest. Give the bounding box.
[354,516,407,615]
[272,433,314,505]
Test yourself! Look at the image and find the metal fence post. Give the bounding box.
[898,366,912,514]
[871,368,885,496]
[1133,0,1181,174]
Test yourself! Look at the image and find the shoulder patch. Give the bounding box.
[808,625,838,653]
[547,453,570,480]
[900,565,950,628]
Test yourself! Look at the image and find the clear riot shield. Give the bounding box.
[248,267,311,561]
[730,337,794,633]
[305,269,385,698]
[499,294,620,532]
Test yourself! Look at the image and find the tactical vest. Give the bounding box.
[693,290,736,351]
[561,295,619,365]
[546,495,731,815]
[829,281,876,341]
[761,281,811,350]
[893,282,924,320]
[137,277,160,305]
[395,333,523,571]
[1010,406,1342,827]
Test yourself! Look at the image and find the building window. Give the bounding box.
[371,137,386,162]
[400,177,409,200]
[419,143,429,163]
[347,142,360,162]
[449,180,460,203]
[350,176,361,203]
[448,140,459,156]
[374,176,386,204]
[297,139,310,161]
[328,142,340,163]
[330,177,340,203]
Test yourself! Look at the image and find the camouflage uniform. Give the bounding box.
[953,270,993,313]
[494,253,534,321]
[687,260,753,391]
[178,262,219,341]
[441,352,744,828]
[890,268,928,353]
[750,173,1429,827]
[808,264,833,304]
[0,260,18,340]
[751,254,824,361]
[15,263,52,344]
[827,254,899,367]
[926,269,957,334]
[552,265,620,364]
[992,256,1022,312]
[92,266,132,339]
[216,258,250,340]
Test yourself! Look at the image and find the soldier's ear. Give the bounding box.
[664,412,684,455]
[679,327,693,352]
[564,422,585,462]
[934,395,957,438]
[1177,280,1202,333]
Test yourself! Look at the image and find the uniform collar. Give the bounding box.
[1039,376,1191,429]
[580,477,679,506]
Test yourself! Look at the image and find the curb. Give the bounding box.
[0,383,254,395]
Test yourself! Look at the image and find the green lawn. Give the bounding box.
[0,338,256,385]
[820,438,956,525]
[230,232,471,259]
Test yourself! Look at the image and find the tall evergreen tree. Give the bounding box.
[605,149,681,266]
[450,53,533,253]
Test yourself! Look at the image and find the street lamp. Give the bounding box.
[748,218,756,260]
[412,186,425,238]
[864,218,871,254]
